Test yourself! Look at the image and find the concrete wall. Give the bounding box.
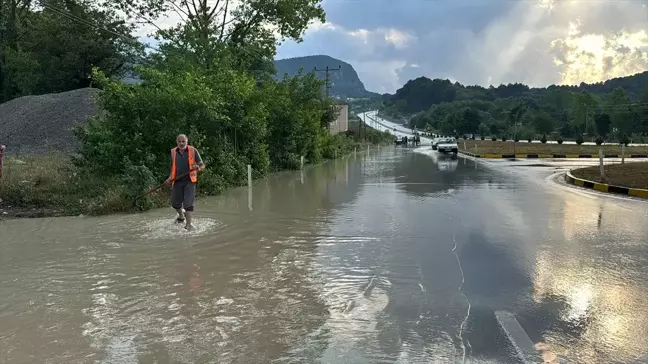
[328,104,349,135]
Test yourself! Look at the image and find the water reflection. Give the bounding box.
[390,148,494,197]
[0,154,361,364]
[2,147,648,363]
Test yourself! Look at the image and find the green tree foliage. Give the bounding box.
[532,111,555,136]
[264,70,332,170]
[66,0,386,212]
[392,75,648,142]
[0,0,142,102]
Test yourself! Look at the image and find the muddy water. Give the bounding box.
[2,147,648,364]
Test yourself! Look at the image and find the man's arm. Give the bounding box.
[165,150,174,184]
[194,149,206,171]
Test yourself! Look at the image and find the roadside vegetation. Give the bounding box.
[347,114,396,144]
[0,0,392,218]
[570,162,648,190]
[381,77,648,145]
[458,140,648,155]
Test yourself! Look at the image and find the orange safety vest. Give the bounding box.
[170,145,198,186]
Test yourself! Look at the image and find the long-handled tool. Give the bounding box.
[132,168,198,207]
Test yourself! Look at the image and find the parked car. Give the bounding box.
[436,137,458,155]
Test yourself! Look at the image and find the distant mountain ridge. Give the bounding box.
[384,70,648,115]
[274,55,379,99]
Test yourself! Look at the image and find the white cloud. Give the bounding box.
[277,0,648,93]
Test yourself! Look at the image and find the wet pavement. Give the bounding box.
[1,146,648,363]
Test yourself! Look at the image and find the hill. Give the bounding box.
[274,55,379,99]
[384,72,648,142]
[386,71,648,115]
[0,88,102,156]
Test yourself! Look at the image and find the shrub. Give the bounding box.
[620,133,630,146]
[541,134,547,144]
[576,134,584,145]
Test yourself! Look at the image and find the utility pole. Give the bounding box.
[313,65,341,98]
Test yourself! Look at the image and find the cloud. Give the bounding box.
[277,0,648,93]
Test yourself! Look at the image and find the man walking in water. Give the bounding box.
[165,134,206,230]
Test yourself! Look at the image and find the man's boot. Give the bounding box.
[184,211,193,231]
[176,208,185,223]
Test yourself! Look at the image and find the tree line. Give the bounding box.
[1,0,393,212]
[381,76,648,143]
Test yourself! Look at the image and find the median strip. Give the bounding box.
[460,151,648,159]
[564,162,648,199]
[458,140,648,159]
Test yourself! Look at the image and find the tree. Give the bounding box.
[594,113,611,138]
[607,87,634,138]
[0,0,142,101]
[570,91,597,136]
[110,0,325,73]
[532,111,555,135]
[478,122,489,137]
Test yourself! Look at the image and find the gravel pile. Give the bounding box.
[0,88,103,156]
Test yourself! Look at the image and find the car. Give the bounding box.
[436,137,458,155]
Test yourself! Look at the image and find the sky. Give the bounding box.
[275,0,648,94]
[133,0,648,94]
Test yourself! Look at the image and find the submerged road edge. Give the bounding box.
[459,151,648,159]
[564,171,648,199]
[494,311,544,364]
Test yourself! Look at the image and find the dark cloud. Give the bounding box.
[277,0,648,93]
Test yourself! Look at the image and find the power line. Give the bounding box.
[38,0,158,53]
[313,65,341,98]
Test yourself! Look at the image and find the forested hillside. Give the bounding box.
[382,73,648,142]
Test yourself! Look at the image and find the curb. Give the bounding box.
[564,171,648,199]
[459,151,648,159]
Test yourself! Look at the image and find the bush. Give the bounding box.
[527,138,532,143]
[557,137,563,144]
[620,133,630,146]
[491,136,497,141]
[481,135,485,140]
[595,136,604,145]
[541,134,547,144]
[501,136,507,141]
[576,134,584,145]
[73,66,336,197]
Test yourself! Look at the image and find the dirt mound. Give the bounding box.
[0,88,103,156]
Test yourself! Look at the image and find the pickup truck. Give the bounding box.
[436,138,458,155]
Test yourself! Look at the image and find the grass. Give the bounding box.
[570,162,648,189]
[0,153,169,218]
[458,140,648,155]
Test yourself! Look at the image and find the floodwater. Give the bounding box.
[2,147,648,364]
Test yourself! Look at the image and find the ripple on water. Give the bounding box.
[136,216,224,239]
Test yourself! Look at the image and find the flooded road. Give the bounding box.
[2,147,648,364]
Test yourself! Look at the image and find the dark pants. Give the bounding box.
[171,179,196,211]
